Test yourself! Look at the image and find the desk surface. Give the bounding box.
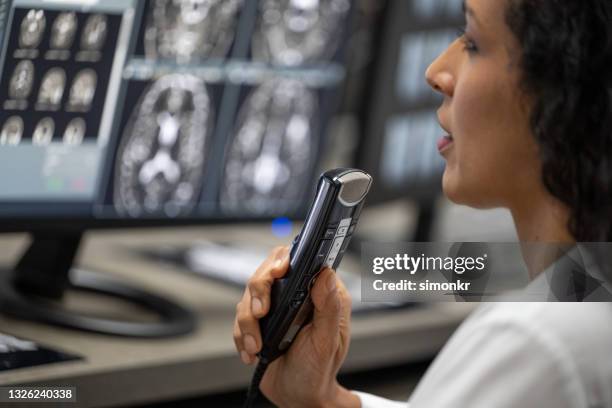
[0,226,475,407]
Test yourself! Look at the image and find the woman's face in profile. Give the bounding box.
[426,0,542,210]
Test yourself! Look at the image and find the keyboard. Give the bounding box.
[0,333,81,371]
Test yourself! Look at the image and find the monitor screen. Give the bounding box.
[0,0,354,228]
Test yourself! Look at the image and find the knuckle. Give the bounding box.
[248,277,262,293]
[236,309,252,328]
[249,276,269,294]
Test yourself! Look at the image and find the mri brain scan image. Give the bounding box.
[144,0,243,62]
[221,78,318,214]
[0,116,24,145]
[51,12,78,49]
[19,9,46,49]
[252,0,351,65]
[9,60,35,100]
[114,74,213,217]
[81,14,108,51]
[37,68,66,106]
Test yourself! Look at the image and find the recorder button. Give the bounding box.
[292,234,300,245]
[326,221,339,230]
[336,226,348,237]
[290,234,300,257]
[331,237,344,253]
[316,240,332,262]
[347,224,356,235]
[324,254,337,268]
[324,237,344,267]
[324,228,336,240]
[339,218,352,228]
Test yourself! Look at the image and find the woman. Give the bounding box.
[234,0,612,406]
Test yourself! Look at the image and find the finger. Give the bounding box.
[309,268,341,356]
[235,247,289,357]
[233,315,255,365]
[336,277,352,328]
[270,246,290,278]
[334,278,353,361]
[236,296,262,358]
[256,246,290,278]
[249,247,290,318]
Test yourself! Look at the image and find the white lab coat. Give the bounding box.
[353,248,612,408]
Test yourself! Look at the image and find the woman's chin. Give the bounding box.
[441,169,463,202]
[442,170,503,209]
[442,170,481,207]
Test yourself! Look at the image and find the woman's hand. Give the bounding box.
[233,246,360,408]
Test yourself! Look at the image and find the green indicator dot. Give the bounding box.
[47,177,64,192]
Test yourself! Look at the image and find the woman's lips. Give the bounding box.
[437,134,454,153]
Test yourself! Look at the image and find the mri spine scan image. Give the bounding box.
[252,0,351,66]
[144,0,243,62]
[114,74,213,218]
[221,79,318,215]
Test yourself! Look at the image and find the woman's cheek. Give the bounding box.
[445,120,512,206]
[442,142,492,207]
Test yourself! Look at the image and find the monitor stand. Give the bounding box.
[0,231,196,338]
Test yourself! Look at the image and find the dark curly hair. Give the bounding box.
[505,0,612,241]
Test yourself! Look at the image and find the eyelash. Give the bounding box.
[456,26,478,54]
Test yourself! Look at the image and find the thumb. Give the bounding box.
[310,268,341,355]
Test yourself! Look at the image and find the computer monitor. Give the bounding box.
[0,0,356,337]
[354,0,464,239]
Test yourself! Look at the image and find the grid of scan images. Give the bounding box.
[0,8,120,147]
[105,0,355,219]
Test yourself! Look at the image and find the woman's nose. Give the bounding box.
[425,57,455,98]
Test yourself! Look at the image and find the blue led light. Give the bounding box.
[271,217,293,237]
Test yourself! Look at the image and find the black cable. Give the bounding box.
[243,359,269,408]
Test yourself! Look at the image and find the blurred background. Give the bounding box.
[0,0,517,406]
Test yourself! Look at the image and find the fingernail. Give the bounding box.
[244,334,258,354]
[240,350,251,365]
[252,297,263,315]
[273,259,282,269]
[327,273,337,292]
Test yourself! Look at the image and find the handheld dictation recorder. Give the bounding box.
[244,168,372,407]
